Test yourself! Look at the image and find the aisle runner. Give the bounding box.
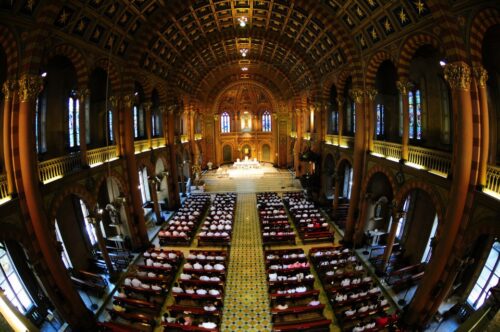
[221,193,272,331]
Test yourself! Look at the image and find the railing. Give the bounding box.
[342,136,354,149]
[38,153,81,184]
[134,139,150,154]
[151,137,166,149]
[408,146,451,176]
[372,141,402,161]
[88,146,118,167]
[180,135,189,143]
[194,133,202,141]
[486,165,500,195]
[290,131,297,138]
[325,134,339,146]
[0,173,9,202]
[303,132,311,140]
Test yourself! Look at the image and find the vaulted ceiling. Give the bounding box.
[2,0,433,100]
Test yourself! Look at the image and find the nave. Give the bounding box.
[93,171,405,332]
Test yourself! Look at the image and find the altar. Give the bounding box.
[233,157,261,169]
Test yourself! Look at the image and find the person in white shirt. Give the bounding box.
[208,289,219,296]
[193,262,203,269]
[199,322,217,329]
[345,308,356,316]
[196,288,207,295]
[214,263,224,271]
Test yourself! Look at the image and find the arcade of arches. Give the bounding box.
[0,1,499,331]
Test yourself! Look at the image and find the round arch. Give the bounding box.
[49,184,97,225]
[397,33,445,79]
[45,44,89,90]
[365,51,394,88]
[469,7,500,67]
[0,24,19,78]
[361,165,398,198]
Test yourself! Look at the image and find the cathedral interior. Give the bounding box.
[0,0,499,331]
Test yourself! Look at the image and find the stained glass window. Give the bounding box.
[408,89,422,140]
[79,200,97,246]
[352,102,356,134]
[108,110,114,142]
[468,241,500,309]
[133,105,139,138]
[68,92,80,148]
[376,104,385,137]
[262,111,272,132]
[0,243,34,314]
[221,112,230,133]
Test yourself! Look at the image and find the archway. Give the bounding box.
[323,153,335,199]
[262,144,271,162]
[374,60,398,142]
[242,144,252,159]
[223,145,232,163]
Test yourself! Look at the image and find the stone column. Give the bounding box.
[167,107,181,208]
[353,192,372,246]
[406,62,473,326]
[366,89,378,152]
[17,74,95,329]
[397,80,412,161]
[344,89,365,244]
[2,79,17,195]
[109,96,121,157]
[142,101,152,149]
[473,66,489,189]
[294,109,303,176]
[214,114,221,166]
[122,94,149,249]
[381,205,401,272]
[78,89,90,167]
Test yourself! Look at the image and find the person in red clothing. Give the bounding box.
[375,311,390,327]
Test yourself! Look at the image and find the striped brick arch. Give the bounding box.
[336,69,352,95]
[152,83,170,105]
[469,8,500,66]
[0,25,19,78]
[92,58,121,94]
[46,44,89,90]
[365,51,393,88]
[93,170,130,201]
[393,180,445,226]
[360,165,398,198]
[397,33,444,80]
[461,218,500,248]
[137,156,156,176]
[48,184,98,226]
[336,155,353,172]
[137,74,154,100]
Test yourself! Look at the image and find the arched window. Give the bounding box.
[376,104,385,137]
[342,165,353,199]
[408,88,423,140]
[345,99,356,134]
[221,112,230,133]
[467,241,500,309]
[133,105,139,138]
[107,110,114,142]
[0,243,35,314]
[397,195,412,240]
[152,110,161,137]
[138,168,151,204]
[262,111,272,132]
[68,91,80,149]
[79,200,98,246]
[35,90,47,154]
[55,219,73,269]
[331,109,339,134]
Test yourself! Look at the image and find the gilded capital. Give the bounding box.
[444,62,471,90]
[396,80,413,96]
[365,88,378,101]
[473,66,488,88]
[18,74,43,103]
[78,88,90,103]
[109,96,118,108]
[214,114,219,121]
[158,105,167,114]
[122,94,135,108]
[2,79,17,100]
[349,89,364,104]
[142,101,153,111]
[336,96,344,107]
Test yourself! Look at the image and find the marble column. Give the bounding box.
[473,66,490,189]
[78,89,90,167]
[2,79,17,195]
[397,80,412,161]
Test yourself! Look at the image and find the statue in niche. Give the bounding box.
[241,111,252,131]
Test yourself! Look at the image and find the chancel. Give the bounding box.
[0,1,499,332]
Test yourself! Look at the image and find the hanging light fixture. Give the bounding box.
[240,48,249,57]
[237,16,248,27]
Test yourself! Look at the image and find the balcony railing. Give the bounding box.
[290,131,297,138]
[0,173,9,202]
[342,136,354,149]
[134,139,150,154]
[180,135,189,143]
[372,141,402,161]
[38,153,81,184]
[151,137,166,149]
[303,132,311,140]
[486,165,500,196]
[88,146,118,167]
[408,146,451,176]
[194,133,202,141]
[325,134,339,146]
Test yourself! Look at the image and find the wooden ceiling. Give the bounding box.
[2,0,433,99]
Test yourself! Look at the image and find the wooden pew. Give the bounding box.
[106,308,155,329]
[272,318,332,332]
[271,304,325,323]
[113,296,161,314]
[161,323,219,332]
[97,321,151,332]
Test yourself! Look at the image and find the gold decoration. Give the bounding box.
[396,80,413,96]
[444,62,471,90]
[473,66,488,88]
[109,96,118,108]
[214,114,219,121]
[18,74,43,103]
[2,79,17,100]
[158,105,167,114]
[336,96,344,107]
[79,88,90,103]
[142,101,152,111]
[366,88,378,101]
[349,89,364,104]
[122,94,134,108]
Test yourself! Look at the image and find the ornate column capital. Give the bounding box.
[167,104,178,115]
[396,80,413,96]
[109,96,118,109]
[473,66,488,88]
[336,96,344,108]
[18,74,43,103]
[122,94,135,109]
[214,114,219,121]
[365,88,378,101]
[78,88,90,103]
[2,79,18,100]
[444,61,471,90]
[158,105,167,114]
[349,88,364,104]
[142,101,153,112]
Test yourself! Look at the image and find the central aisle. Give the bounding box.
[220,193,272,331]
